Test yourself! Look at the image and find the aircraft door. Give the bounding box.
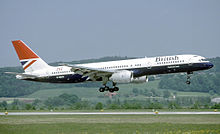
[147,61,152,69]
[188,57,193,66]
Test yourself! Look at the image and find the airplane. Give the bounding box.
[6,40,214,93]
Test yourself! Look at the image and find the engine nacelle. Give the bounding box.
[109,70,132,83]
[109,70,148,84]
[131,76,148,83]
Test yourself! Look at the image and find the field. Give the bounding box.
[0,114,220,134]
[1,80,218,133]
[22,80,210,100]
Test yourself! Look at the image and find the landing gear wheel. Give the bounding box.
[99,87,105,92]
[99,81,119,93]
[108,87,119,93]
[186,81,191,85]
[109,88,115,93]
[99,86,110,92]
[104,86,109,91]
[114,87,119,91]
[186,72,192,85]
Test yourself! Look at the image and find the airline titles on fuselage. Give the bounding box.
[155,56,185,65]
[155,56,179,62]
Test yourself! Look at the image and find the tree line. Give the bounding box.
[0,93,219,110]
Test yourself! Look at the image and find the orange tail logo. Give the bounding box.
[12,40,39,60]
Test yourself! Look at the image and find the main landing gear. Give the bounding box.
[99,82,119,93]
[186,72,193,84]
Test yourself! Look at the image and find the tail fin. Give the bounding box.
[12,40,50,73]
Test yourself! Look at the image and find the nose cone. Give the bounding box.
[209,63,214,68]
[204,62,214,69]
[201,62,214,70]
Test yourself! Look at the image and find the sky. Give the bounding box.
[1,0,220,67]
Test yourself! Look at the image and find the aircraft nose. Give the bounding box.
[202,62,214,69]
[209,63,214,68]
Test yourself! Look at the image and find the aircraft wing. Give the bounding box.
[63,64,115,81]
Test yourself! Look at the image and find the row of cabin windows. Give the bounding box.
[135,64,141,66]
[99,65,130,70]
[52,71,71,74]
[157,60,185,65]
[98,64,142,70]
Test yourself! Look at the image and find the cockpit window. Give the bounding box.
[199,58,208,62]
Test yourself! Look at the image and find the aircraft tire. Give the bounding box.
[99,87,105,92]
[186,81,191,84]
[114,87,119,91]
[109,88,115,93]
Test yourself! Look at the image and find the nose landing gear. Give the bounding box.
[186,72,192,84]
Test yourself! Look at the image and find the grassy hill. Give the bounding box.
[24,80,158,98]
[22,80,210,106]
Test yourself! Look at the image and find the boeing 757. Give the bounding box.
[7,40,214,92]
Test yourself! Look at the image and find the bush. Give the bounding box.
[148,103,163,109]
[168,101,181,109]
[122,103,142,109]
[211,103,220,109]
[95,102,103,110]
[108,103,121,109]
[25,104,33,110]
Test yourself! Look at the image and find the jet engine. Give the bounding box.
[109,70,148,84]
[131,76,148,83]
[109,70,132,83]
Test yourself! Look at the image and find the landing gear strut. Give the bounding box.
[98,81,119,93]
[186,72,192,84]
[109,82,119,92]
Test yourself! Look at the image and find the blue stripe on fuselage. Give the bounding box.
[130,62,213,77]
[27,74,88,83]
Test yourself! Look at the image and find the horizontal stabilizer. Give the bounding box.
[5,72,38,79]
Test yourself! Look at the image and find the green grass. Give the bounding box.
[25,87,101,99]
[1,123,220,134]
[0,109,217,113]
[176,91,210,96]
[23,81,160,100]
[24,80,210,100]
[0,114,220,134]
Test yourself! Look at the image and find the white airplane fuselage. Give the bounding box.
[21,55,213,83]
